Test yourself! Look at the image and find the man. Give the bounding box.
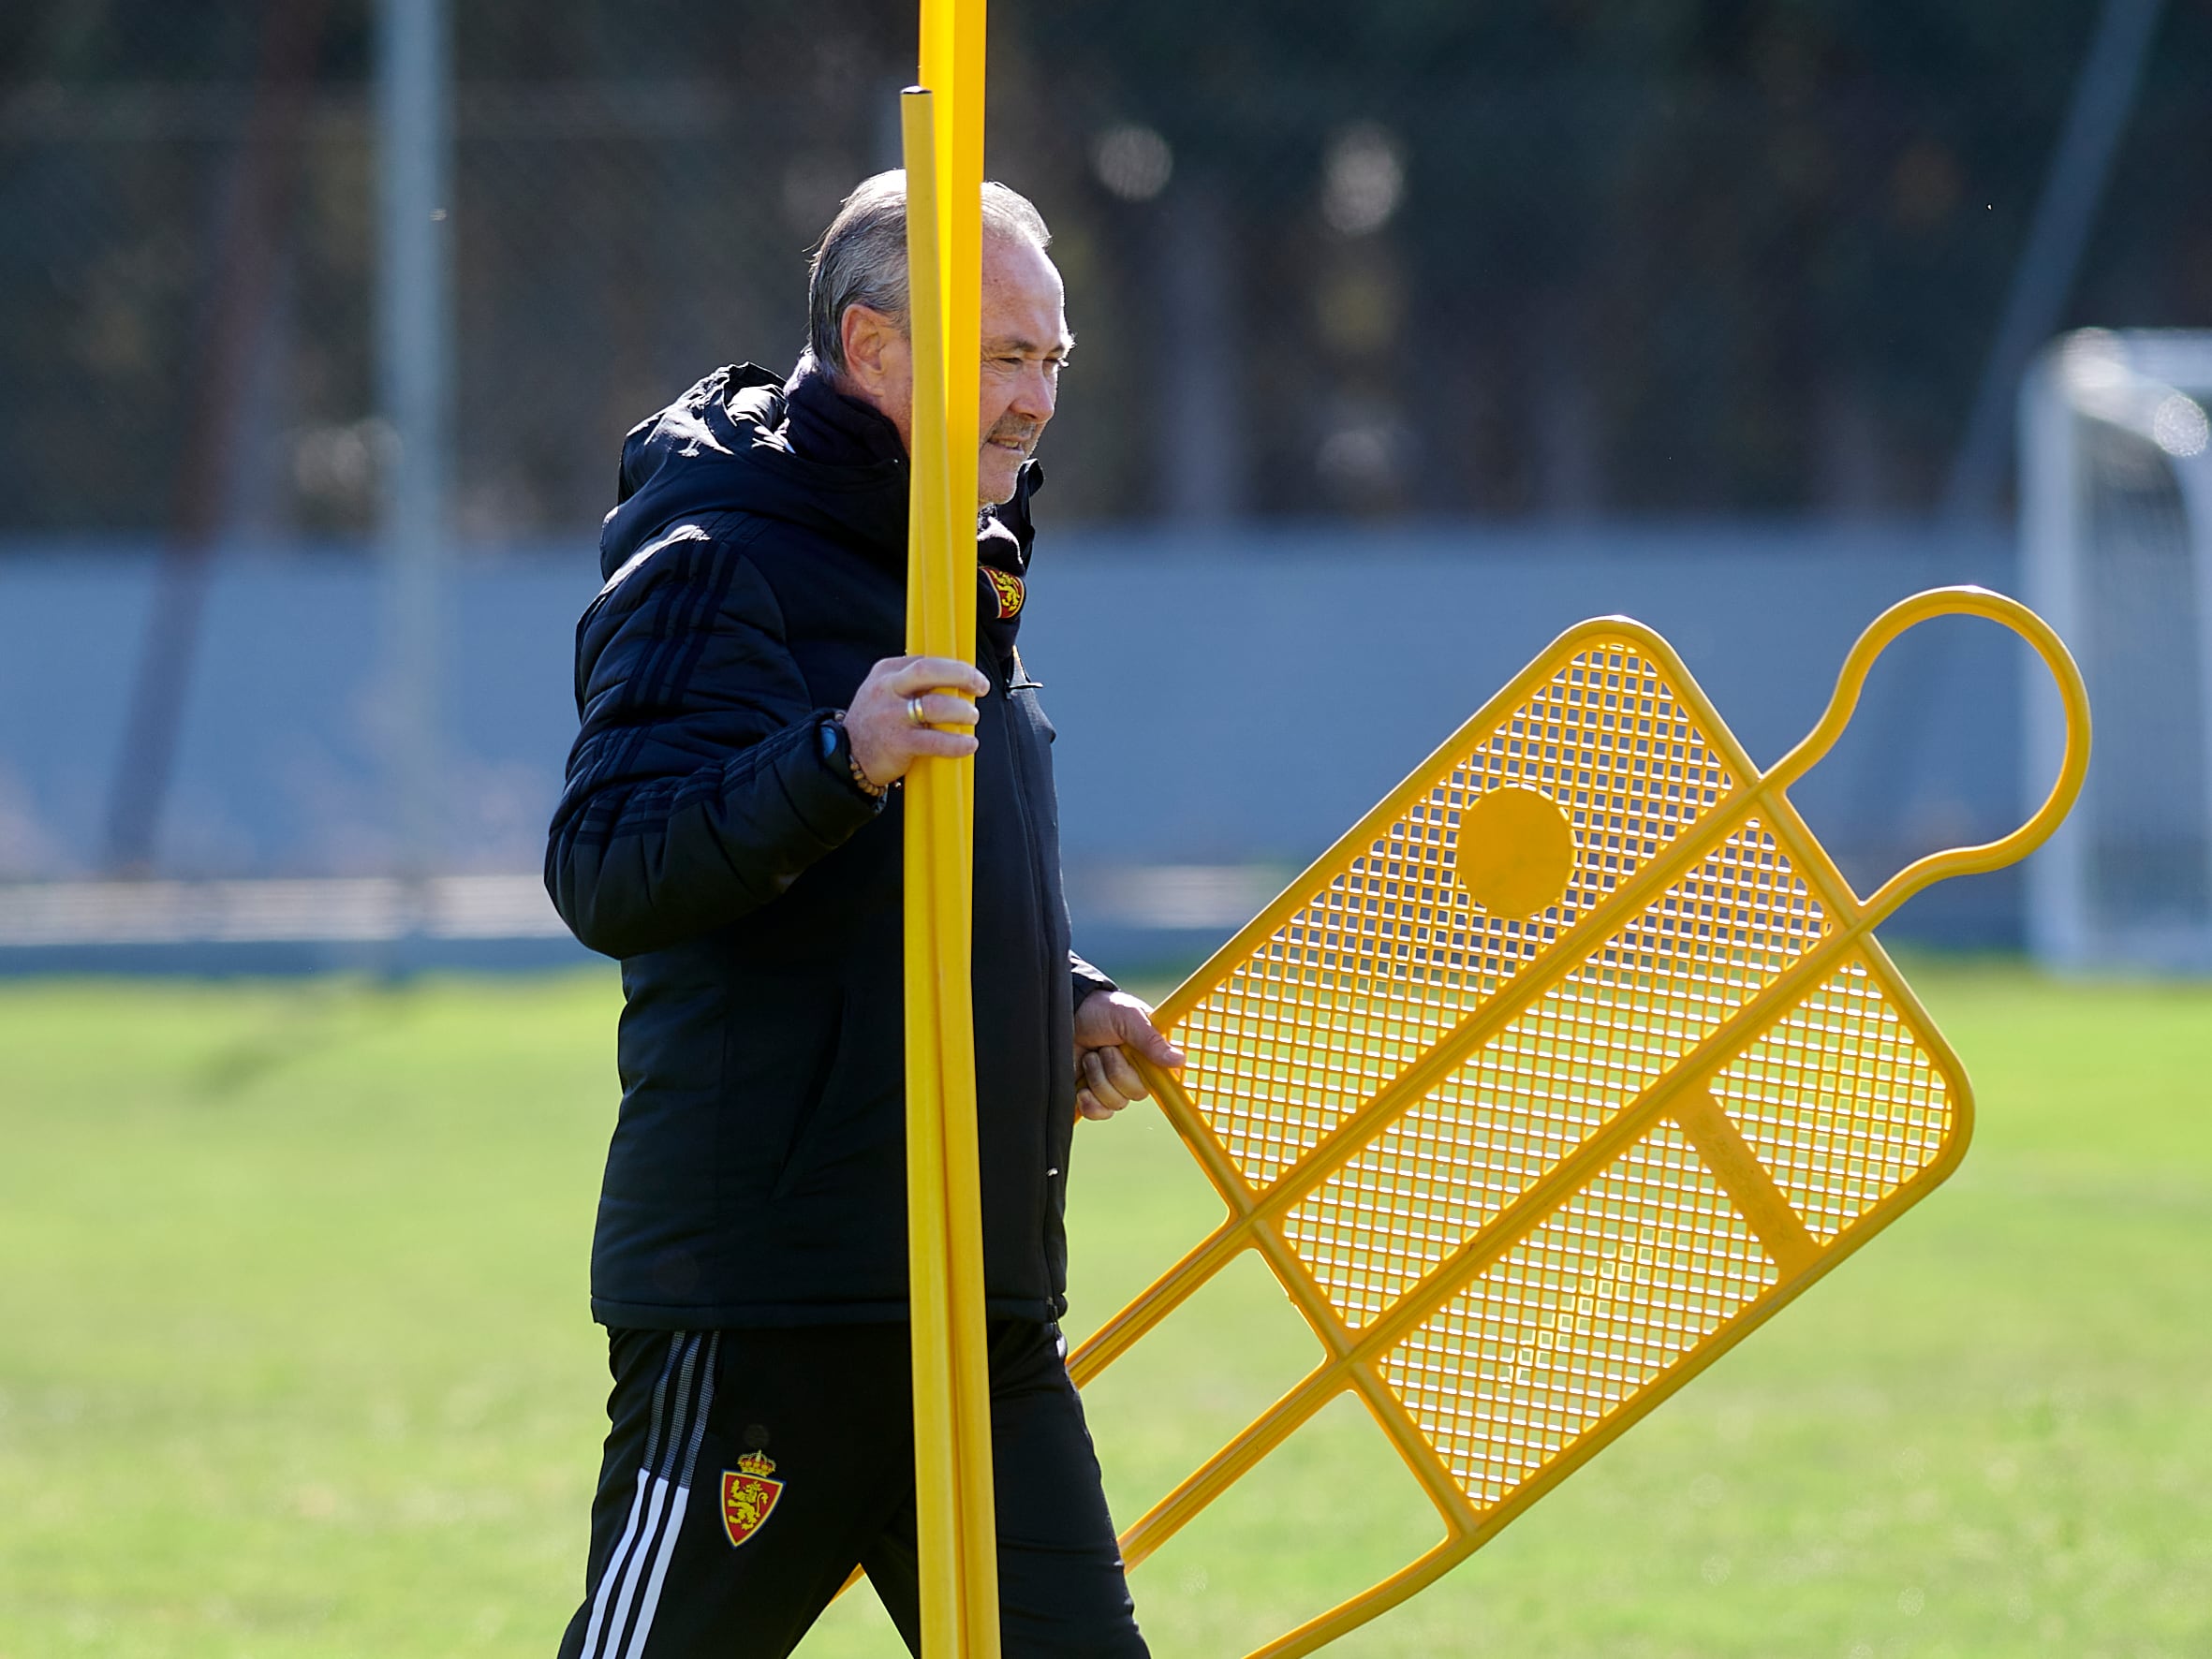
[546,172,1179,1659]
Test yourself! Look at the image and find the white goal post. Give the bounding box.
[2021,329,2212,972]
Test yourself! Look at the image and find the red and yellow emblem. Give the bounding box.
[982,566,1025,620]
[720,1451,784,1549]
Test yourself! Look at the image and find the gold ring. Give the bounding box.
[906,696,927,727]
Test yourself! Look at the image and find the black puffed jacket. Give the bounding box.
[546,362,1113,1329]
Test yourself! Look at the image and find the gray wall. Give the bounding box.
[0,523,2032,973]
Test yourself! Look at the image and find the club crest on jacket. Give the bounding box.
[983,566,1025,620]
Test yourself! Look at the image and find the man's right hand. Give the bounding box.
[846,655,992,790]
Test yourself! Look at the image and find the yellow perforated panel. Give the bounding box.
[1069,592,2090,1659]
[1379,1121,1779,1508]
[1174,642,1733,1189]
[1281,816,1826,1330]
[1715,955,1955,1243]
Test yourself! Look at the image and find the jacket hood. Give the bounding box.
[597,364,1045,608]
[599,364,902,580]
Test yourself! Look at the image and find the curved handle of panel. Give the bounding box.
[1765,584,2092,924]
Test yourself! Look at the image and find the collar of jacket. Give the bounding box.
[598,363,1045,655]
[782,360,907,469]
[775,363,1048,594]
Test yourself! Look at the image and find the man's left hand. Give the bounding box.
[1072,991,1186,1122]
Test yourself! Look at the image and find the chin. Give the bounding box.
[978,454,1025,506]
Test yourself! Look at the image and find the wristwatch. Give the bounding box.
[821,714,888,800]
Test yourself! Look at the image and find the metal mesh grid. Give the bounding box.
[1283,816,1826,1329]
[1715,953,1953,1243]
[1175,639,1736,1190]
[1377,1119,1778,1510]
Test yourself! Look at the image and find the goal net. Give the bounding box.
[2021,330,2212,972]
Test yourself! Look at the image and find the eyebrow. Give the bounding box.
[988,331,1076,359]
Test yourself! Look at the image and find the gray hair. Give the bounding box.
[806,170,1052,374]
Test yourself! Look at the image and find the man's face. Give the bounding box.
[835,231,1070,507]
[976,234,1070,507]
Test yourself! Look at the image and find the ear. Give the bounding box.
[840,303,899,391]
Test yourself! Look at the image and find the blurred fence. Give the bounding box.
[4,0,2210,537]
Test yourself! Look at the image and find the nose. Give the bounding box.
[1009,360,1055,424]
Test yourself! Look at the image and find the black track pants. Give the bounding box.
[556,1321,1148,1659]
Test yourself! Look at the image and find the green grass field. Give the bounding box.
[2,962,2207,1658]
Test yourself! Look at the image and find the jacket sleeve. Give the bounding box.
[545,525,882,959]
[1070,950,1117,1010]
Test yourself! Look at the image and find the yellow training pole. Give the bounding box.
[901,3,996,1647]
[899,88,964,1658]
[917,4,995,1649]
[923,0,988,565]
